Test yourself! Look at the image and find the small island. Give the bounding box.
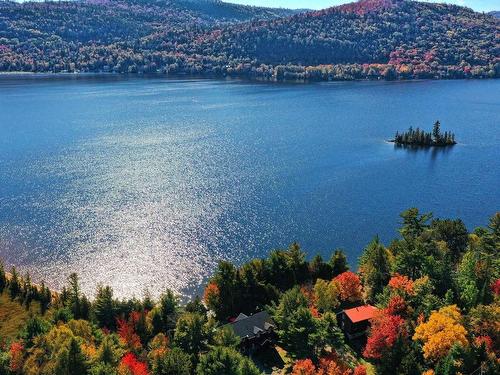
[391,121,456,147]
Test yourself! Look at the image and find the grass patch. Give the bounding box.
[0,291,40,344]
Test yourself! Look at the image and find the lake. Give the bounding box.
[0,75,499,299]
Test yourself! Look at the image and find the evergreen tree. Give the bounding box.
[39,281,52,315]
[152,348,191,375]
[286,242,308,285]
[9,266,21,300]
[309,255,333,281]
[158,290,178,332]
[329,249,349,276]
[0,260,6,294]
[212,326,240,348]
[432,120,441,142]
[55,337,88,375]
[68,273,82,319]
[359,236,391,301]
[196,347,260,375]
[400,208,432,242]
[22,273,33,309]
[93,285,117,329]
[173,313,208,355]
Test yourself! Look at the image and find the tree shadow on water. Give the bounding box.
[393,143,456,164]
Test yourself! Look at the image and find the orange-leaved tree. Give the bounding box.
[333,272,362,303]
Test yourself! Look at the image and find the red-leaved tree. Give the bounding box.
[363,311,407,359]
[9,342,24,374]
[118,353,149,375]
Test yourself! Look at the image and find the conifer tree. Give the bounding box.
[9,266,21,300]
[0,260,6,294]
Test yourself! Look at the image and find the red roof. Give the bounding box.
[344,305,378,323]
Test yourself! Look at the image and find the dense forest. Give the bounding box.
[0,208,499,374]
[0,0,498,80]
[393,121,456,147]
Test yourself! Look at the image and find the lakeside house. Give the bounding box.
[340,305,378,340]
[223,311,276,353]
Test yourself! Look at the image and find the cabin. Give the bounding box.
[222,311,276,353]
[340,305,377,340]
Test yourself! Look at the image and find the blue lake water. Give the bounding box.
[0,75,499,299]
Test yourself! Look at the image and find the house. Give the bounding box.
[340,305,377,340]
[223,311,276,352]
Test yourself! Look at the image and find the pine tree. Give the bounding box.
[9,266,21,300]
[93,285,117,329]
[329,249,349,276]
[23,273,33,309]
[40,281,52,315]
[68,273,82,319]
[0,260,6,294]
[432,120,441,143]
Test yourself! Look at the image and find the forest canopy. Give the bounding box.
[0,208,499,374]
[0,0,498,80]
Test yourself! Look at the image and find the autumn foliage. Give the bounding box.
[117,315,142,352]
[118,353,149,375]
[292,359,317,375]
[203,282,220,308]
[334,272,363,303]
[363,310,406,359]
[292,354,354,375]
[8,342,24,374]
[413,305,469,361]
[388,274,414,295]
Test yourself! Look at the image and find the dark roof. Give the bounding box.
[224,311,275,339]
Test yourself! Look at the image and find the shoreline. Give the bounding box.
[0,71,498,84]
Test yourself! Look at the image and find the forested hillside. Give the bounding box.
[0,0,498,80]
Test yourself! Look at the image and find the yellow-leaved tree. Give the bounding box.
[413,305,468,361]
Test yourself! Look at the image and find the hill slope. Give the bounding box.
[0,0,498,80]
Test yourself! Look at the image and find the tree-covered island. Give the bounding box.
[391,121,456,147]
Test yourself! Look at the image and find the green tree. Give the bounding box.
[432,120,441,142]
[173,312,208,355]
[152,347,191,375]
[9,266,21,300]
[210,261,241,319]
[89,363,117,375]
[68,273,82,319]
[329,249,349,276]
[196,347,260,375]
[93,285,117,330]
[54,337,88,375]
[39,281,52,315]
[212,325,240,348]
[0,260,6,294]
[309,255,333,281]
[271,287,325,359]
[96,334,122,366]
[286,242,308,285]
[359,236,391,301]
[313,279,340,313]
[400,208,432,242]
[431,219,469,263]
[21,316,51,348]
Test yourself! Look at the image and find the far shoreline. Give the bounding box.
[0,71,498,85]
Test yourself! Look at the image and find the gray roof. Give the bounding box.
[224,311,275,339]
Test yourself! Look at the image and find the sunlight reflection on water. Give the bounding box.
[0,76,499,299]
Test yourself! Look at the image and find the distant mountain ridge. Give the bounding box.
[0,0,498,80]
